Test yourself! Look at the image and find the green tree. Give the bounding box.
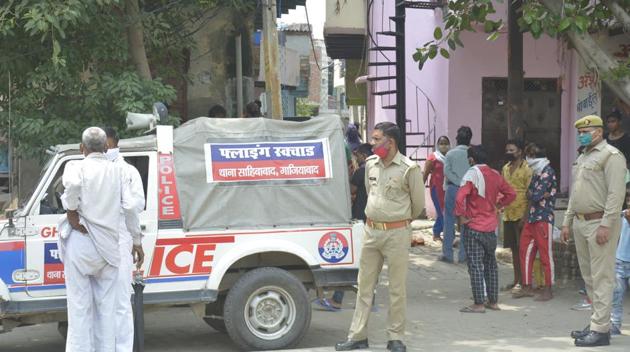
[413,0,630,105]
[296,98,318,117]
[0,0,253,158]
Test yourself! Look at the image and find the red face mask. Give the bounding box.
[373,141,390,159]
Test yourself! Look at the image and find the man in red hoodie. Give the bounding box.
[456,145,517,313]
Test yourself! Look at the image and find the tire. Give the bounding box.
[203,295,227,333]
[223,267,311,351]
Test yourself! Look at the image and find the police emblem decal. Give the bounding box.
[318,232,349,263]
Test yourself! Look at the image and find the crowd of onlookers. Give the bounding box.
[207,100,263,118]
[326,111,630,349]
[424,111,630,338]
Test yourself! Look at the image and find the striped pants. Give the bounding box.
[463,226,498,305]
[519,221,554,287]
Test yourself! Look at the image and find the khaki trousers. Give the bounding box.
[573,217,621,333]
[348,224,411,341]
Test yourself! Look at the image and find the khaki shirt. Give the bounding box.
[364,152,425,222]
[501,160,533,222]
[563,140,627,228]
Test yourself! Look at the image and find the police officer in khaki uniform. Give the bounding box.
[561,115,627,347]
[336,122,424,352]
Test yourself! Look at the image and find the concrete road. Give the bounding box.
[2,231,630,352]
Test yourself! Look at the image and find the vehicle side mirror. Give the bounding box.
[4,208,15,219]
[2,208,16,237]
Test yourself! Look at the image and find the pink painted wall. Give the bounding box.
[446,31,574,191]
[368,3,449,135]
[368,4,450,218]
[368,2,578,217]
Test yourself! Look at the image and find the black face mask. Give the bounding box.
[504,153,516,161]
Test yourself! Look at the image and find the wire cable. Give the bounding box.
[304,4,323,71]
[7,71,12,201]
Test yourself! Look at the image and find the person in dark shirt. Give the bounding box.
[513,143,558,302]
[207,104,227,118]
[605,109,630,165]
[350,143,373,221]
[314,143,374,312]
[244,101,262,117]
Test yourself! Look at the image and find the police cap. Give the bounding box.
[574,115,603,129]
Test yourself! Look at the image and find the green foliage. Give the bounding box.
[197,0,256,11]
[0,0,201,159]
[414,0,630,72]
[413,0,501,69]
[606,57,630,81]
[296,98,318,117]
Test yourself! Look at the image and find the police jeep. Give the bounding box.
[0,114,363,350]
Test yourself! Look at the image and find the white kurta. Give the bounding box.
[60,152,142,352]
[111,151,145,352]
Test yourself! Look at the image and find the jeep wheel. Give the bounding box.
[203,295,227,333]
[223,267,311,350]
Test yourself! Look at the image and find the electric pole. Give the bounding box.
[262,0,283,119]
[507,0,524,140]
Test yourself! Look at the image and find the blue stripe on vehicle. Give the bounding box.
[8,275,207,292]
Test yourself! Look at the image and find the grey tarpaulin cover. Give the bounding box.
[172,116,352,231]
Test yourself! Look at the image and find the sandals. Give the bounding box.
[511,284,523,294]
[459,305,485,313]
[501,283,516,292]
[512,290,535,299]
[411,238,425,247]
[313,298,341,312]
[484,303,501,311]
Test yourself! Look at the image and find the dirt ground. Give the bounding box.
[291,221,630,352]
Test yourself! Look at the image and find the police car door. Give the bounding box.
[120,151,158,282]
[19,152,157,299]
[20,154,82,297]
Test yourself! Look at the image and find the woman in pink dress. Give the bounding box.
[423,136,451,241]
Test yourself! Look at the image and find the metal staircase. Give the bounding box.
[368,0,443,163]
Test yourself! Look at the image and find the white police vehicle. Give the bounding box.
[0,115,362,350]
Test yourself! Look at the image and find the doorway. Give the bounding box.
[482,78,561,180]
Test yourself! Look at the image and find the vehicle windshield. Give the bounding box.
[16,152,57,216]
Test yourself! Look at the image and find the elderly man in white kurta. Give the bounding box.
[61,127,143,352]
[104,127,145,352]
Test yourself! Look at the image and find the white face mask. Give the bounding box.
[526,157,549,174]
[105,148,120,161]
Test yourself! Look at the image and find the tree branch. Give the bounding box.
[125,0,152,80]
[540,0,630,106]
[603,0,630,32]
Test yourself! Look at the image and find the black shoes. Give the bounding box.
[335,339,406,351]
[574,331,610,347]
[335,339,369,351]
[387,340,407,352]
[571,325,590,339]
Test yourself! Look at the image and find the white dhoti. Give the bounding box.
[64,230,119,352]
[115,240,134,352]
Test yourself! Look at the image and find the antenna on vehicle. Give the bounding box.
[8,71,14,208]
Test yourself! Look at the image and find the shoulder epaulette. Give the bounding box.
[605,144,621,155]
[400,157,418,168]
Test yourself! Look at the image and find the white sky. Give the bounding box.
[278,0,325,39]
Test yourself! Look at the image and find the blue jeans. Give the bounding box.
[332,290,345,304]
[443,184,467,262]
[612,259,630,329]
[431,186,444,237]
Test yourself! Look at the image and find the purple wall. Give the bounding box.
[368,1,577,195]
